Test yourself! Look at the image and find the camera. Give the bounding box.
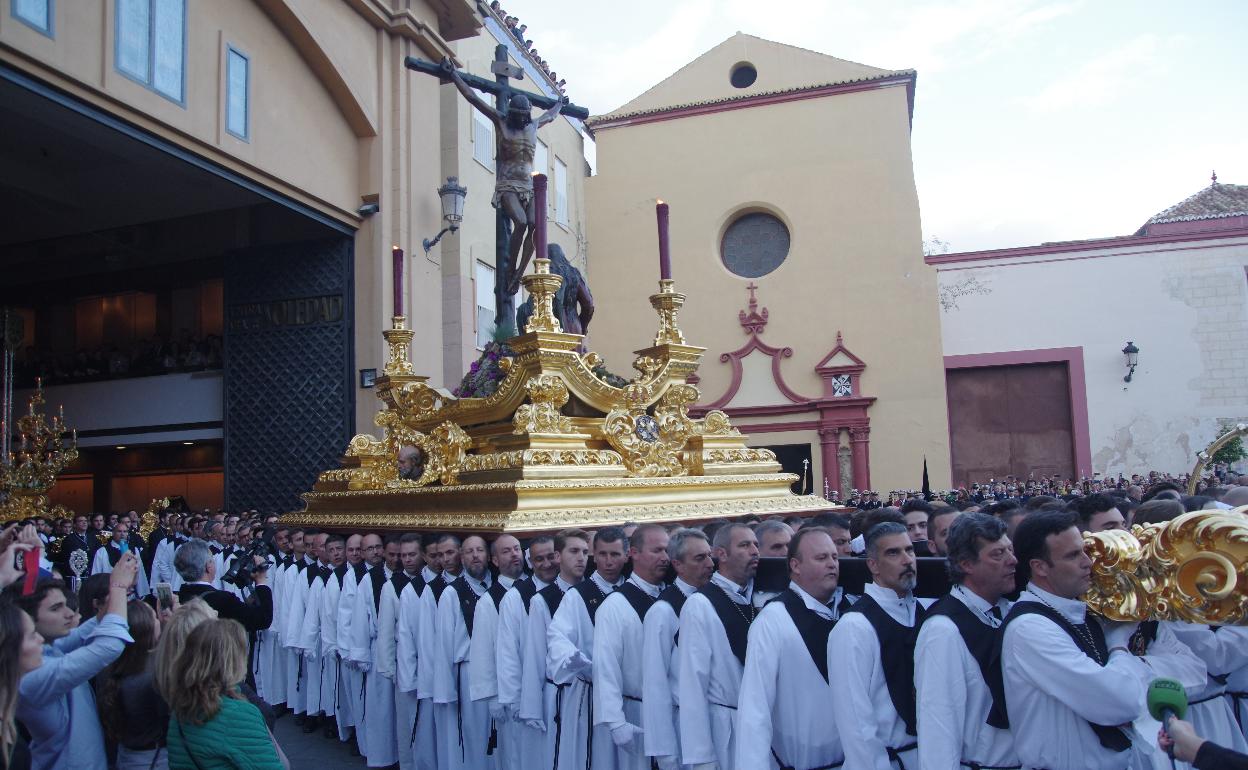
[222,541,272,590]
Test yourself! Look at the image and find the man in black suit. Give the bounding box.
[58,513,97,583]
[174,537,273,632]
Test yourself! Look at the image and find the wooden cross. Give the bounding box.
[406,46,589,333]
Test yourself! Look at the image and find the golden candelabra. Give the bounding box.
[1,381,78,523]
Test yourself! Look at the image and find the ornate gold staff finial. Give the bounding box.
[649,278,687,346]
[520,257,564,334]
[381,315,416,377]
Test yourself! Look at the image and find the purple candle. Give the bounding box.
[392,246,404,317]
[656,200,671,280]
[533,173,548,266]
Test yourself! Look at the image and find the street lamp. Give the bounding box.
[422,176,468,253]
[1122,341,1139,383]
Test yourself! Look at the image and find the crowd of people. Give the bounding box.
[14,333,223,388]
[0,475,1245,769]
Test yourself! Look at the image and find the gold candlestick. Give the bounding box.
[521,258,564,334]
[649,278,686,346]
[382,315,416,377]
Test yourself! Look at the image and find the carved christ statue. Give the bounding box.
[443,59,567,296]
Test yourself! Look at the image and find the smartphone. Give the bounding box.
[118,541,129,554]
[155,583,174,611]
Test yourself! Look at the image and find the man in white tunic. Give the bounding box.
[496,536,559,768]
[280,529,310,716]
[284,530,321,723]
[593,525,670,770]
[259,526,291,709]
[642,528,713,770]
[381,533,425,770]
[546,527,628,770]
[435,535,495,770]
[90,521,150,596]
[339,533,374,750]
[398,534,448,770]
[736,527,845,769]
[296,533,333,732]
[350,535,400,768]
[469,535,525,768]
[1001,509,1152,770]
[519,530,589,770]
[319,534,350,737]
[915,513,1019,770]
[830,521,930,769]
[678,523,760,770]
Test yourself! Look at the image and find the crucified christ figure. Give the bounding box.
[443,59,566,296]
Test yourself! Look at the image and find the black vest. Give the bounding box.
[656,584,689,617]
[617,581,658,621]
[104,543,127,567]
[844,593,926,736]
[306,563,322,588]
[995,601,1131,753]
[351,561,368,582]
[772,589,838,683]
[487,579,509,611]
[392,570,414,598]
[294,557,309,574]
[698,581,757,666]
[923,594,1007,729]
[452,576,487,636]
[369,565,388,611]
[538,582,566,616]
[333,563,348,589]
[516,577,539,612]
[430,574,452,603]
[572,579,610,623]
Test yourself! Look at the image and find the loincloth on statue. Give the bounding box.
[492,181,534,210]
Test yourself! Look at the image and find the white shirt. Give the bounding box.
[593,574,661,730]
[641,578,695,763]
[829,582,922,770]
[915,585,1017,770]
[736,581,842,770]
[1002,584,1152,770]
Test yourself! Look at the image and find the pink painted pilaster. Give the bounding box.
[849,426,871,490]
[818,427,840,493]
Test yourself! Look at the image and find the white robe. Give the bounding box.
[351,564,398,768]
[546,574,619,770]
[593,575,661,770]
[296,564,329,715]
[319,566,347,719]
[1161,623,1248,769]
[520,576,573,770]
[914,587,1017,770]
[677,574,751,769]
[469,575,518,769]
[829,582,927,770]
[496,576,549,770]
[282,556,314,713]
[258,557,289,706]
[736,582,842,770]
[337,563,367,744]
[398,569,442,770]
[378,574,416,770]
[436,573,497,770]
[149,537,178,589]
[641,579,694,768]
[1001,585,1153,770]
[1227,647,1248,743]
[90,544,150,596]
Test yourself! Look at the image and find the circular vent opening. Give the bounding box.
[730,62,758,89]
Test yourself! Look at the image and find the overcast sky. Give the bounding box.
[500,0,1247,253]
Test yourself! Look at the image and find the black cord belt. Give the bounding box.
[770,746,844,770]
[887,741,919,770]
[961,762,1022,769]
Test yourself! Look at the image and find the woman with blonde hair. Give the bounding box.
[153,598,218,704]
[164,619,284,769]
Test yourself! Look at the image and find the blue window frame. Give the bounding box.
[12,0,53,37]
[226,45,249,140]
[115,0,186,104]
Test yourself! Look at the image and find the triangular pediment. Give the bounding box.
[815,331,866,372]
[601,33,896,118]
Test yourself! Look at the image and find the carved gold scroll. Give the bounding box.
[1085,508,1248,624]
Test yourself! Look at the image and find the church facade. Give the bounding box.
[585,34,952,495]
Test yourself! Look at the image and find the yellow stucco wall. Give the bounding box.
[586,37,951,491]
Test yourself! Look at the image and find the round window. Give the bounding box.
[721,212,790,278]
[730,62,757,89]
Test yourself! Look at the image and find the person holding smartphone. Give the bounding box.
[91,522,149,597]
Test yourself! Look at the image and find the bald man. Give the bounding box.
[469,536,525,766]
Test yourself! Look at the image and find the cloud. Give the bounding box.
[1023,34,1163,113]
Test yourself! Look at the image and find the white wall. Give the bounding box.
[938,234,1248,476]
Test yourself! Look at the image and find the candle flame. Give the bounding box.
[656,199,665,205]
[392,245,400,251]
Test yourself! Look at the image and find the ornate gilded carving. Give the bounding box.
[650,279,687,346]
[1189,423,1248,494]
[1085,510,1248,624]
[521,258,564,334]
[138,498,169,541]
[603,383,698,477]
[381,318,417,376]
[513,375,574,435]
[697,410,740,436]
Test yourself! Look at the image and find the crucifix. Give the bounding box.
[405,46,589,335]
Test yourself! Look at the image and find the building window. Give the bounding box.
[721,211,790,278]
[12,0,53,36]
[475,261,495,348]
[554,157,568,226]
[115,0,185,103]
[472,106,494,171]
[225,46,249,140]
[535,139,548,179]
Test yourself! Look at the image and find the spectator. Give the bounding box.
[0,601,43,770]
[153,600,218,707]
[13,553,138,770]
[173,540,273,633]
[96,601,169,770]
[164,619,285,769]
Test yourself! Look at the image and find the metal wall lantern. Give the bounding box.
[1122,341,1139,382]
[423,176,468,253]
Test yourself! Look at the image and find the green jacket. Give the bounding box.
[166,696,283,770]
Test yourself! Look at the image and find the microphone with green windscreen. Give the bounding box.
[1147,677,1189,724]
